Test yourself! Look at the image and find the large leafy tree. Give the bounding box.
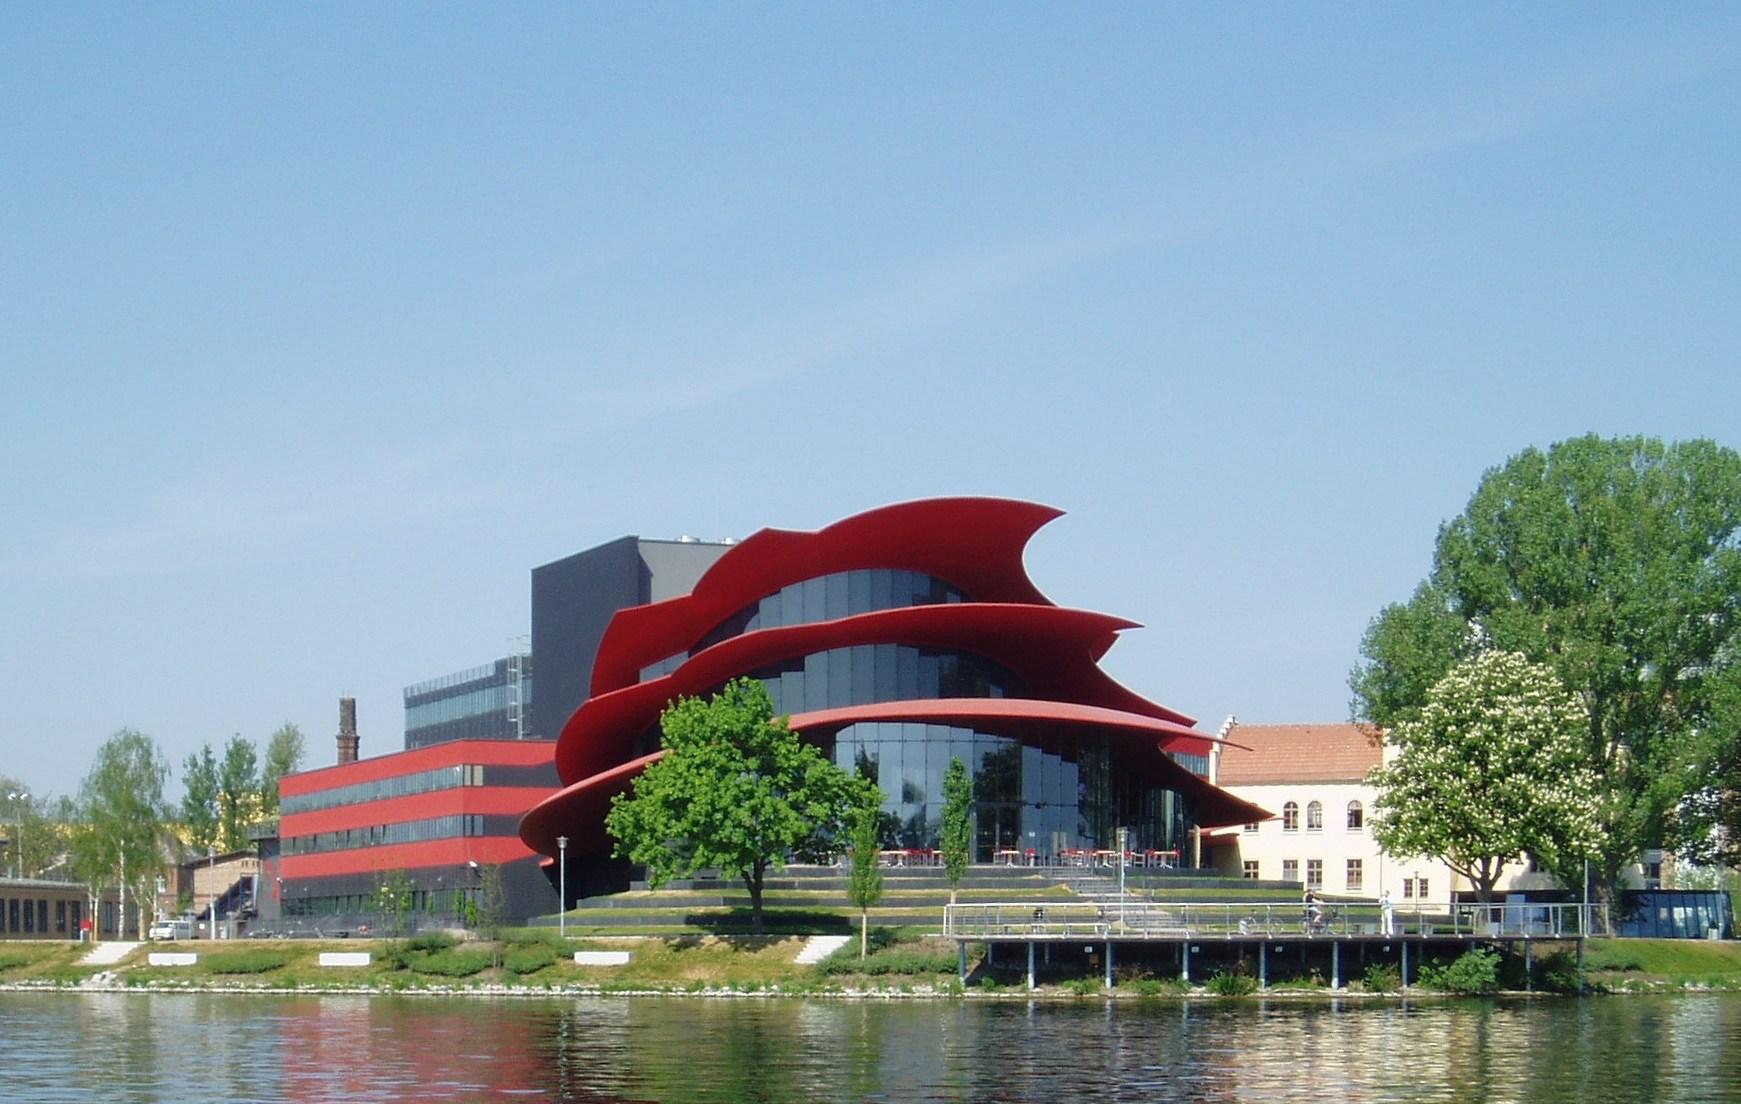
[1368,651,1603,904]
[1352,435,1741,899]
[78,728,170,941]
[606,678,867,935]
[180,744,220,853]
[217,735,260,852]
[940,756,974,905]
[259,722,306,819]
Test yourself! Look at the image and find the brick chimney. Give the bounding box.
[336,697,359,764]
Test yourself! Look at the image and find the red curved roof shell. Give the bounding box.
[520,496,1266,860]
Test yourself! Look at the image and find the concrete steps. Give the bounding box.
[81,941,141,966]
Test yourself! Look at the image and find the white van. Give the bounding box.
[148,918,195,941]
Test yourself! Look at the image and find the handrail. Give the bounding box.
[942,900,1607,940]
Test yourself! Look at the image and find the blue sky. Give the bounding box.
[3,5,1738,799]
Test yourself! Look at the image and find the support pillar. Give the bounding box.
[1105,941,1115,988]
[1182,941,1191,985]
[959,942,968,983]
[1401,942,1409,988]
[1027,942,1036,991]
[1258,943,1267,989]
[1332,941,1341,990]
[1525,941,1533,993]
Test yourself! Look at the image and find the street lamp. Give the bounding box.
[557,835,569,940]
[6,791,27,878]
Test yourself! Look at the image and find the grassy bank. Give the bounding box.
[3,933,1737,997]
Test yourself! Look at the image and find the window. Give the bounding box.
[1242,822,1258,834]
[10,898,22,931]
[1346,860,1363,891]
[38,900,48,932]
[1346,800,1364,830]
[1282,859,1299,883]
[1306,801,1323,832]
[1242,861,1259,880]
[1402,878,1414,899]
[55,901,66,933]
[1417,878,1428,900]
[1282,802,1299,832]
[1306,859,1323,889]
[23,898,34,932]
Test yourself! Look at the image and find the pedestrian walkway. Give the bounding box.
[794,935,852,964]
[81,941,140,967]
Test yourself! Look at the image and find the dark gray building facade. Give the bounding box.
[529,537,729,743]
[403,655,532,749]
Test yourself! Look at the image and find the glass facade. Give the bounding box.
[640,569,969,680]
[825,721,1189,860]
[403,656,533,749]
[282,765,484,815]
[284,814,487,856]
[751,644,1020,715]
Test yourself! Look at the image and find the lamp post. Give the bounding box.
[1117,826,1128,930]
[208,846,217,940]
[557,836,569,940]
[6,790,27,878]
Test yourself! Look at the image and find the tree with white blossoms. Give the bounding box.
[1367,650,1603,906]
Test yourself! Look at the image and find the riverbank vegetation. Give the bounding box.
[3,934,1739,997]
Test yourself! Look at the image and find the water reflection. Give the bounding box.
[7,991,1740,1103]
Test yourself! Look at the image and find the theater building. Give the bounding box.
[521,498,1270,887]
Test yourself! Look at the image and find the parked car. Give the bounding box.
[148,918,195,941]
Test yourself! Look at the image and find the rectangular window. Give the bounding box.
[1346,860,1363,892]
[1242,822,1258,834]
[23,899,35,932]
[1417,878,1428,900]
[1281,859,1299,884]
[71,901,81,935]
[1242,861,1259,880]
[1306,860,1323,889]
[0,897,7,933]
[55,901,66,933]
[1402,878,1415,899]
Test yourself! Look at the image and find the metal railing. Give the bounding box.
[943,900,1607,940]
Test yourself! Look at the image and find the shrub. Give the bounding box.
[405,932,458,953]
[412,950,493,978]
[1063,976,1103,996]
[503,944,558,975]
[204,951,292,975]
[1205,971,1258,997]
[1423,948,1501,995]
[817,950,957,976]
[1127,977,1187,997]
[0,953,31,972]
[1362,962,1401,993]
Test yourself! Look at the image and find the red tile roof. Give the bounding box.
[1215,723,1383,785]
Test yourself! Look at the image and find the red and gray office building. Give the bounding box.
[273,499,1265,927]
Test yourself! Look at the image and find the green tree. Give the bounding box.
[78,728,170,941]
[259,722,305,819]
[1368,651,1603,905]
[605,678,866,935]
[1351,435,1741,900]
[217,734,260,852]
[374,867,415,940]
[180,744,220,852]
[846,790,885,958]
[940,756,974,905]
[0,779,48,879]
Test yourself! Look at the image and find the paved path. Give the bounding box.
[794,934,852,965]
[81,941,140,966]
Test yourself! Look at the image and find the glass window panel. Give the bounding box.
[873,568,896,610]
[896,644,919,699]
[825,572,849,620]
[850,645,874,704]
[873,644,897,702]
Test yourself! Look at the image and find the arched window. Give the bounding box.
[1347,800,1364,830]
[1282,801,1299,832]
[1306,800,1323,832]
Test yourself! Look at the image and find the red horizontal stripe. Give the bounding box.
[279,837,536,879]
[281,739,553,797]
[281,787,555,836]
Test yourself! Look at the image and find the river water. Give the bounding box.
[6,991,1740,1103]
